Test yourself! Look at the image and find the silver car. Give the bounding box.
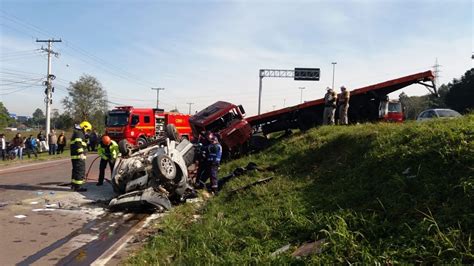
[416,108,461,121]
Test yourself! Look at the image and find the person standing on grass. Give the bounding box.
[48,130,58,155]
[0,133,6,161]
[337,86,350,125]
[12,133,24,160]
[37,131,47,153]
[25,135,38,159]
[199,133,222,194]
[57,131,67,154]
[323,87,338,125]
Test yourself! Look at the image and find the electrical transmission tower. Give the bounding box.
[37,38,61,144]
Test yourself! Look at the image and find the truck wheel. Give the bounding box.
[152,154,177,181]
[137,137,147,146]
[118,139,132,157]
[165,124,180,141]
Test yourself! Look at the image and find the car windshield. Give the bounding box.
[107,113,129,126]
[437,110,461,118]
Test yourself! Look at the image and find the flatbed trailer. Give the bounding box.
[247,70,436,135]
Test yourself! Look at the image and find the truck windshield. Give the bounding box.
[388,102,402,113]
[107,113,129,126]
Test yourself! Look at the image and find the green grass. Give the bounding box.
[129,115,474,264]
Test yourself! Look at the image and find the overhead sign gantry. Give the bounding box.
[258,68,320,114]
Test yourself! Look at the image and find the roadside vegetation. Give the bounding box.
[129,115,474,264]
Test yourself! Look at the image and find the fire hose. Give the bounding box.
[85,155,111,183]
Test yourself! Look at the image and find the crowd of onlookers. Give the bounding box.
[0,129,101,161]
[0,130,67,161]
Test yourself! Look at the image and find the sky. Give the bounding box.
[0,0,472,117]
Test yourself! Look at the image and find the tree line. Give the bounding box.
[399,68,473,120]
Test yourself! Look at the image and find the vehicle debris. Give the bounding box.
[108,131,197,212]
[270,244,291,257]
[291,239,326,257]
[228,177,274,195]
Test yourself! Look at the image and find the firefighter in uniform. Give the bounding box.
[70,121,91,192]
[97,135,119,186]
[199,133,222,194]
[338,86,350,125]
[323,87,338,125]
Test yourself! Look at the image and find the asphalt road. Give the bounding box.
[0,156,120,265]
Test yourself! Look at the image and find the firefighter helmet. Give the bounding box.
[102,135,111,145]
[79,121,92,132]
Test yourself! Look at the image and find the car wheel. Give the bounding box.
[165,124,180,141]
[118,139,132,157]
[152,154,177,181]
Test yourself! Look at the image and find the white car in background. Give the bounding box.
[416,108,462,121]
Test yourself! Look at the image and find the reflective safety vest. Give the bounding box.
[98,140,119,160]
[70,129,87,160]
[207,142,222,164]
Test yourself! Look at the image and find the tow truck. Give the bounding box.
[190,70,436,154]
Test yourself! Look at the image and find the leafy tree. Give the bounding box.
[445,68,474,113]
[30,108,46,126]
[62,74,108,132]
[0,102,13,128]
[54,113,74,130]
[399,92,431,120]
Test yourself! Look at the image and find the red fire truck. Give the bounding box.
[105,106,193,146]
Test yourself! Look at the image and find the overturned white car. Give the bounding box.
[108,134,196,212]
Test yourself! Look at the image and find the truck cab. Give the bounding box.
[379,99,404,122]
[189,101,252,155]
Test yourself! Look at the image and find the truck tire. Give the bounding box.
[165,124,180,141]
[152,154,177,181]
[118,139,132,157]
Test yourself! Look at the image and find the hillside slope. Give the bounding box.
[130,115,474,264]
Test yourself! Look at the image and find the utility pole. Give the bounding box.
[151,88,165,109]
[36,38,61,145]
[298,87,306,103]
[331,62,337,89]
[432,58,441,87]
[186,102,194,115]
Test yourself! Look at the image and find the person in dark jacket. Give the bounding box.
[70,121,91,192]
[12,133,24,160]
[198,133,222,194]
[37,131,47,152]
[57,131,67,154]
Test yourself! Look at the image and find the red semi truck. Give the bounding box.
[105,106,193,146]
[189,70,435,155]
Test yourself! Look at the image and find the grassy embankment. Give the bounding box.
[129,115,474,264]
